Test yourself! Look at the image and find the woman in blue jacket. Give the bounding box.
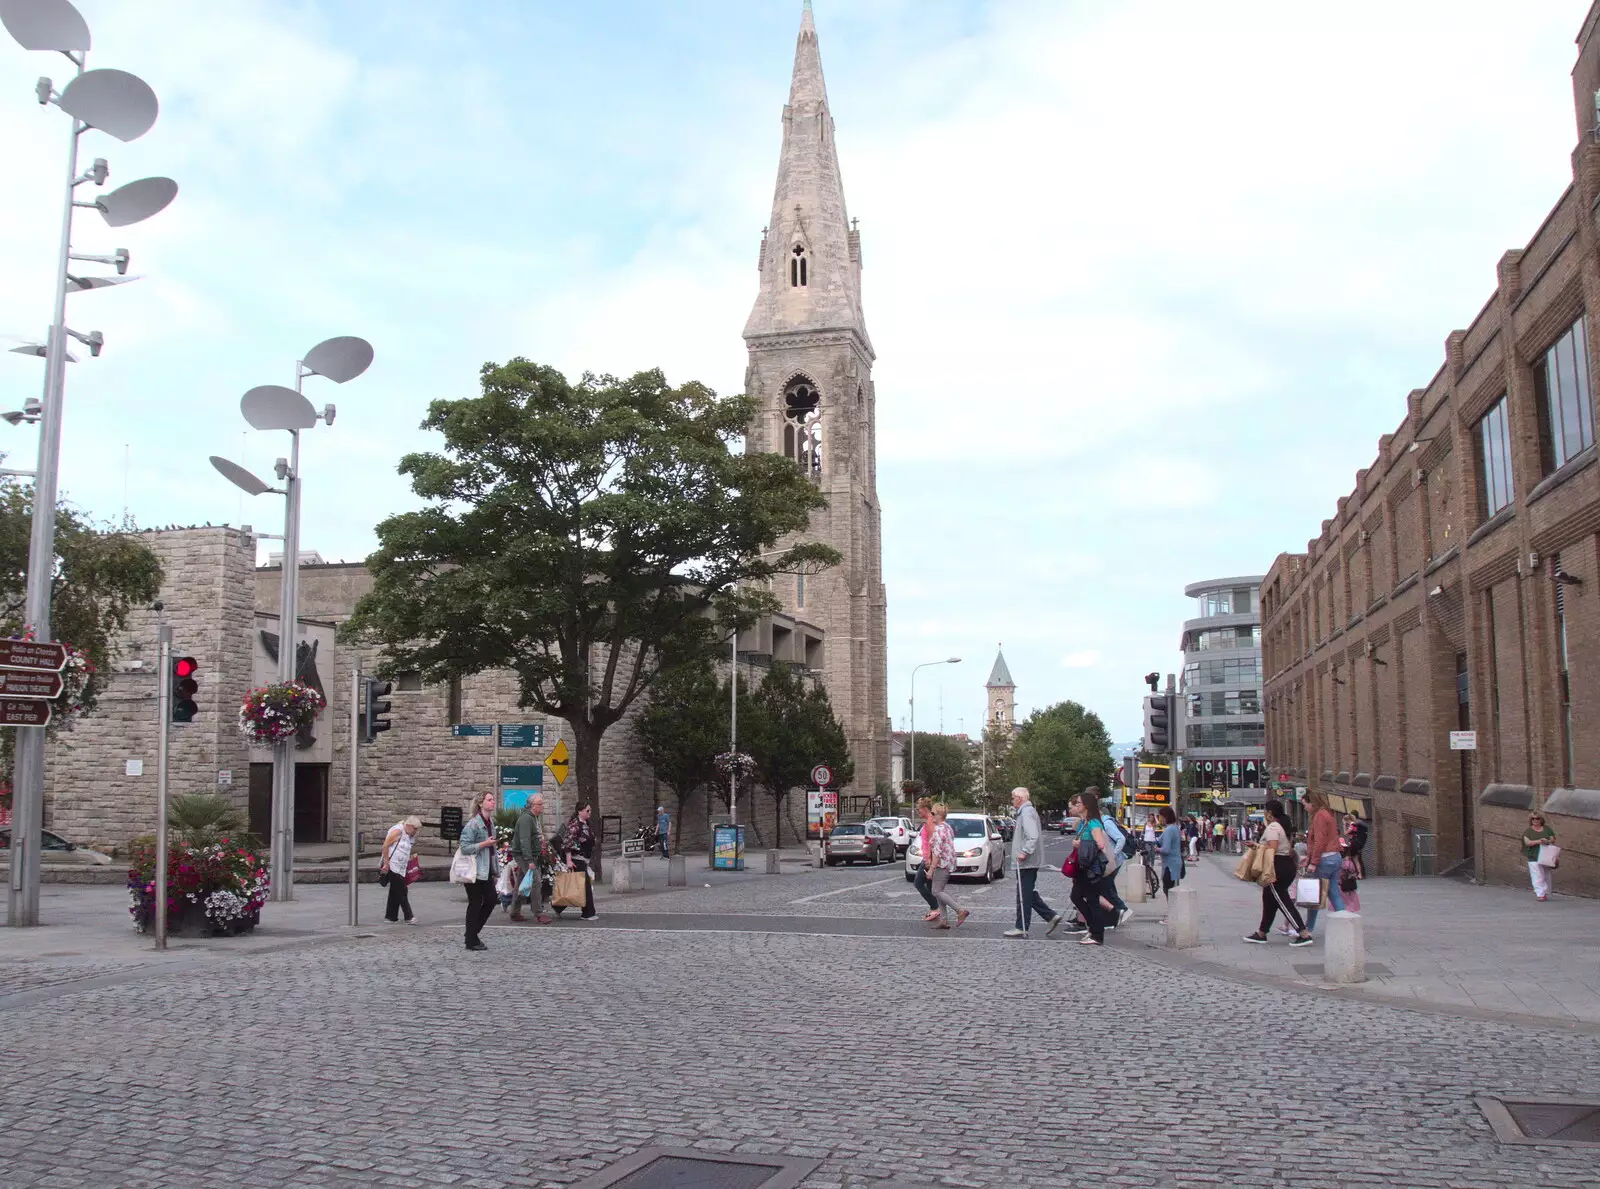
[458,791,501,951]
[1156,806,1183,905]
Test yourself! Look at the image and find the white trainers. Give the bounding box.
[1002,927,1026,938]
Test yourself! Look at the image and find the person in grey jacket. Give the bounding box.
[458,791,502,951]
[509,794,551,924]
[1005,787,1064,938]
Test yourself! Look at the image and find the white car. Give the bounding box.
[904,813,1007,882]
[868,816,914,854]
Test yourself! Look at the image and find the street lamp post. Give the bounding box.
[211,336,372,903]
[4,0,177,927]
[908,657,961,799]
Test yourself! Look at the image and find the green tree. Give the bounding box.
[637,658,726,848]
[906,732,973,803]
[340,360,837,870]
[743,665,853,848]
[979,724,1014,810]
[1003,700,1114,816]
[0,479,163,772]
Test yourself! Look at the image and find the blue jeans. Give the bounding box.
[1303,852,1346,932]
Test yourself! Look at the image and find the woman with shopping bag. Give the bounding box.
[456,792,502,951]
[555,803,598,921]
[1522,813,1560,901]
[1242,799,1313,947]
[1299,790,1347,935]
[379,815,422,925]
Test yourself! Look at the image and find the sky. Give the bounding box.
[0,0,1591,742]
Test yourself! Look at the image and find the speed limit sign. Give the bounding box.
[811,764,833,788]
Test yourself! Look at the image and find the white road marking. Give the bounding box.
[790,875,904,904]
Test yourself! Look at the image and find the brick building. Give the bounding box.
[1261,4,1600,895]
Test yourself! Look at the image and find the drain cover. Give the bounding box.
[571,1148,820,1189]
[1478,1096,1600,1146]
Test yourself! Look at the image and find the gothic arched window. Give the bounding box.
[790,243,808,287]
[783,376,821,478]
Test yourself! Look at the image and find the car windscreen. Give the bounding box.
[832,824,864,835]
[868,820,897,830]
[949,818,985,838]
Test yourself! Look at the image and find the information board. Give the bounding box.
[439,806,463,840]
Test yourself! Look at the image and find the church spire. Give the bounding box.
[743,2,870,350]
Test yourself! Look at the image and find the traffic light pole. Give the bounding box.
[269,426,302,903]
[348,664,360,927]
[155,628,171,950]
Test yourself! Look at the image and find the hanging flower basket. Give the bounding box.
[238,681,325,745]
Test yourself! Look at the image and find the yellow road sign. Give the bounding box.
[546,738,570,785]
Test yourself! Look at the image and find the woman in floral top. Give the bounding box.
[926,804,970,930]
[557,804,598,921]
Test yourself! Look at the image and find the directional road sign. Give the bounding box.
[0,670,63,699]
[450,724,494,737]
[0,698,53,727]
[546,738,570,785]
[0,639,66,672]
[499,764,543,787]
[498,723,544,748]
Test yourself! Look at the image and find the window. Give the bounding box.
[1536,315,1594,472]
[1477,395,1514,517]
[796,571,805,609]
[397,670,423,691]
[783,377,821,477]
[790,243,808,287]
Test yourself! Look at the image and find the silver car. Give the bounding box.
[824,822,896,866]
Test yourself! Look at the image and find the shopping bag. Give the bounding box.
[1294,877,1325,908]
[495,865,516,897]
[518,868,536,897]
[552,870,587,908]
[1232,848,1256,882]
[449,850,478,884]
[404,855,422,884]
[1537,843,1561,869]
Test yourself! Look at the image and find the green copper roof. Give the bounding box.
[986,649,1014,687]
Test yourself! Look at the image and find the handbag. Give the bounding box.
[449,849,478,884]
[552,869,587,908]
[1294,876,1326,908]
[405,855,421,884]
[1537,843,1561,869]
[1061,848,1079,878]
[377,869,391,887]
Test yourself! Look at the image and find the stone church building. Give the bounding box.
[38,4,889,856]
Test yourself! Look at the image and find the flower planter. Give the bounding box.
[127,838,270,938]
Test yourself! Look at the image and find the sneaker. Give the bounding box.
[1062,921,1088,934]
[467,940,488,951]
[1003,927,1026,938]
[1077,936,1102,946]
[1289,933,1314,947]
[1242,932,1268,944]
[580,914,599,922]
[1117,906,1133,927]
[403,917,418,926]
[932,921,951,930]
[1045,914,1065,936]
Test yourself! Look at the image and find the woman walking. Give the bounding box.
[1067,789,1116,947]
[912,797,941,922]
[381,815,422,924]
[926,804,970,930]
[558,803,599,921]
[458,793,501,951]
[1522,813,1559,901]
[1301,790,1348,934]
[1243,798,1313,946]
[1156,806,1183,903]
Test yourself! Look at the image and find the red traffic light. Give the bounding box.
[174,657,198,678]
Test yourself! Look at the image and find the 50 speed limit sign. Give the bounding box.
[811,764,833,788]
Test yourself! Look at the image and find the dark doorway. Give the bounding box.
[248,761,330,845]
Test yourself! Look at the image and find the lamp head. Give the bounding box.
[89,157,107,186]
[112,248,129,275]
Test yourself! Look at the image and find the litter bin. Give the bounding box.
[712,823,746,871]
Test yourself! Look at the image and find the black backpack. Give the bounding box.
[1120,831,1138,859]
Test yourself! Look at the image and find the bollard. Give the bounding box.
[1323,910,1366,983]
[609,861,633,893]
[1118,860,1148,904]
[1166,886,1199,949]
[766,848,782,875]
[627,857,644,891]
[667,854,687,886]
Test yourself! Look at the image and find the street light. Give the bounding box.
[210,335,372,902]
[4,0,178,928]
[908,657,961,797]
[725,547,791,830]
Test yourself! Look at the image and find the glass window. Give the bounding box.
[832,824,864,835]
[1536,315,1594,471]
[397,670,423,691]
[1478,395,1514,517]
[949,818,986,837]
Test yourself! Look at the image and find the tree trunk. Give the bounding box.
[570,717,605,879]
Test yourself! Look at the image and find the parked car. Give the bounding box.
[824,821,896,866]
[904,813,1006,882]
[0,828,113,866]
[1051,815,1081,834]
[867,816,914,854]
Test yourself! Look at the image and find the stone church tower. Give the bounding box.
[986,647,1016,737]
[743,1,889,796]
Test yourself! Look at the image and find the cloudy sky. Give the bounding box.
[0,0,1589,740]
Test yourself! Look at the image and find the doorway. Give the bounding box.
[248,761,330,845]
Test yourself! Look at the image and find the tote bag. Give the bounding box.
[449,849,478,884]
[1294,877,1326,908]
[1537,843,1561,869]
[552,869,588,908]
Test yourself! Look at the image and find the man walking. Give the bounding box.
[1005,787,1064,938]
[656,805,671,858]
[510,793,552,924]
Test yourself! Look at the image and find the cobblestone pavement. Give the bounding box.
[4,896,1600,1187]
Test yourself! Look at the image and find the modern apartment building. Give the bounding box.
[1180,577,1267,798]
[1261,3,1600,893]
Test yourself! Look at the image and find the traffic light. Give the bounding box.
[361,677,393,743]
[1142,693,1172,753]
[171,656,199,723]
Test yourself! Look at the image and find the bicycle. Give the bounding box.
[1140,843,1161,899]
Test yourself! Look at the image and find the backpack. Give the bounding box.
[1101,818,1131,865]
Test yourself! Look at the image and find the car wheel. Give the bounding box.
[904,871,914,883]
[984,860,995,883]
[869,849,879,866]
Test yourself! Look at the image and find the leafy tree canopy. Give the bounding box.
[743,664,852,847]
[1003,700,1114,815]
[637,657,726,844]
[340,360,839,829]
[905,732,973,804]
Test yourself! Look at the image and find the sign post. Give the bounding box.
[154,628,172,951]
[349,663,360,927]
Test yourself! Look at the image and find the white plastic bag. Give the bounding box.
[449,850,478,884]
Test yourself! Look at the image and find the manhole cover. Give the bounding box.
[571,1148,820,1189]
[1477,1096,1600,1146]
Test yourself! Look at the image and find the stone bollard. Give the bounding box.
[1166,886,1199,949]
[1118,860,1148,905]
[767,848,782,875]
[667,854,687,886]
[627,857,644,890]
[1323,910,1366,983]
[609,862,633,893]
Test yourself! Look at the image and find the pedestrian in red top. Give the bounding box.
[1300,789,1348,934]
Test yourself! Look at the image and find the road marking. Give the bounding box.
[789,875,903,904]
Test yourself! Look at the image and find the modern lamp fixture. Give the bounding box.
[4,0,178,929]
[211,336,372,902]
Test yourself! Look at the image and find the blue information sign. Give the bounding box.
[498,724,544,748]
[450,724,494,737]
[499,764,544,787]
[711,824,745,871]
